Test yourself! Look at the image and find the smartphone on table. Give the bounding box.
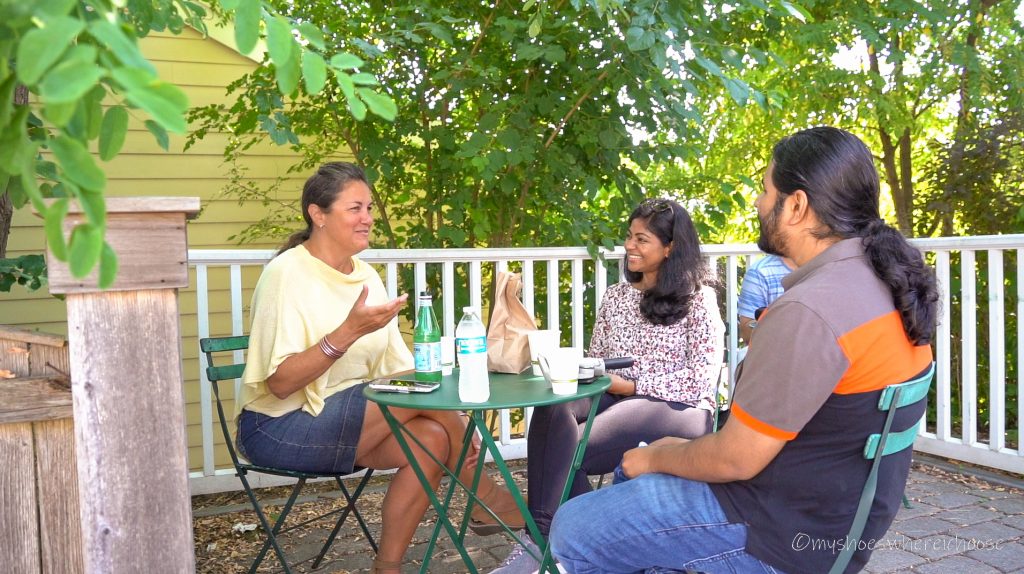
[367,379,440,393]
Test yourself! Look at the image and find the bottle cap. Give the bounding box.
[419,290,432,298]
[463,306,474,313]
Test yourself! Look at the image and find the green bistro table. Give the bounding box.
[364,370,611,574]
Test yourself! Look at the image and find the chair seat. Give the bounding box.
[238,461,368,481]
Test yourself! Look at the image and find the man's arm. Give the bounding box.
[620,415,786,482]
[738,315,756,344]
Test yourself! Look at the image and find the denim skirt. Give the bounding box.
[237,383,367,474]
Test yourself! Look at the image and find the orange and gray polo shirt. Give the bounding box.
[709,238,933,574]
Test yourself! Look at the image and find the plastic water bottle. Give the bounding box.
[413,290,442,382]
[456,306,489,402]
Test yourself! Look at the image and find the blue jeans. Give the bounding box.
[549,473,786,574]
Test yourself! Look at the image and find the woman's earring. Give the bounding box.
[319,224,325,229]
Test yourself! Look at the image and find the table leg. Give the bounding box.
[377,405,479,573]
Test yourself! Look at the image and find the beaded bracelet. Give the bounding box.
[318,335,346,360]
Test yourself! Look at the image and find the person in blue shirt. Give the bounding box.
[737,254,794,343]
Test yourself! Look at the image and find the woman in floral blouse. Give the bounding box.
[493,198,725,573]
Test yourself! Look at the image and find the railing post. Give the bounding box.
[46,197,200,573]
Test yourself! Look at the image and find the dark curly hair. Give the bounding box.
[770,126,938,345]
[623,199,713,326]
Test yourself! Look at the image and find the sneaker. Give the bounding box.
[490,532,541,574]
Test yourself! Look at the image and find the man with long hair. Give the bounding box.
[549,127,938,574]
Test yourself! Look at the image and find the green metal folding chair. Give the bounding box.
[829,363,936,574]
[200,335,378,574]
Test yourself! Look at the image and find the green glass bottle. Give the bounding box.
[413,290,442,382]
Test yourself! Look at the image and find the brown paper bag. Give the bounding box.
[487,271,538,373]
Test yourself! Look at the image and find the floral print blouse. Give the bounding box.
[588,282,725,411]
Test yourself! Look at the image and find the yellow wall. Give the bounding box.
[0,27,348,473]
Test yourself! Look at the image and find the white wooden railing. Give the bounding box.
[186,235,1024,494]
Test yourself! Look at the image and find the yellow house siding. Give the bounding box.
[0,27,351,474]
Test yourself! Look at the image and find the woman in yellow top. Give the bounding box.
[238,162,522,573]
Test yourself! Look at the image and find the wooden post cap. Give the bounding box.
[41,197,200,294]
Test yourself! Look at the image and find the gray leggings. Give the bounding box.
[526,393,712,536]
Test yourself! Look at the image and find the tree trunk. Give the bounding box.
[0,85,29,259]
[934,0,1003,236]
[894,128,915,235]
[0,184,11,259]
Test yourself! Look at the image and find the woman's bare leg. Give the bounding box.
[356,413,449,569]
[359,404,522,523]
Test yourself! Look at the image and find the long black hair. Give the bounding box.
[771,126,938,345]
[277,162,369,255]
[623,198,712,326]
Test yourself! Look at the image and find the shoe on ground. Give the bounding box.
[490,532,541,574]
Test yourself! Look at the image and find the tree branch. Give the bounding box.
[544,68,610,149]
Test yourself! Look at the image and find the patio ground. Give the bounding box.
[192,455,1024,573]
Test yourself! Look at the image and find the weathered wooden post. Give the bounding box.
[46,197,200,573]
[0,327,79,574]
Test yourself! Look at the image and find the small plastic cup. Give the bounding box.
[440,336,455,376]
[527,329,561,377]
[539,347,583,395]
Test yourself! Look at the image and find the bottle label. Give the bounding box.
[414,341,442,372]
[456,336,487,355]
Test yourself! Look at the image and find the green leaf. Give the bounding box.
[528,16,542,38]
[39,46,103,104]
[36,0,77,17]
[302,50,327,94]
[20,151,44,214]
[98,241,118,289]
[351,72,378,86]
[50,135,106,191]
[112,68,188,133]
[275,52,300,95]
[5,175,27,209]
[348,94,367,121]
[88,20,157,76]
[265,14,295,67]
[15,16,84,85]
[218,0,240,10]
[0,106,31,173]
[68,222,103,278]
[779,1,812,23]
[145,119,170,151]
[42,100,77,127]
[44,197,70,261]
[335,70,355,101]
[99,106,129,161]
[298,22,325,50]
[0,75,17,127]
[695,56,722,77]
[74,181,106,227]
[84,86,105,140]
[723,78,750,105]
[233,0,261,55]
[357,87,397,121]
[330,53,365,70]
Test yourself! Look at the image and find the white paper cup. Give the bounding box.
[441,336,455,376]
[539,347,582,395]
[527,329,561,376]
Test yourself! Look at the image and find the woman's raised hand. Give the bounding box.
[343,285,408,338]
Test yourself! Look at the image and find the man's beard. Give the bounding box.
[756,195,788,257]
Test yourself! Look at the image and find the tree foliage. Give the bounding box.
[648,0,1024,239]
[190,0,811,250]
[0,0,392,289]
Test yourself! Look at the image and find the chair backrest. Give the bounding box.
[199,335,250,468]
[830,362,935,574]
